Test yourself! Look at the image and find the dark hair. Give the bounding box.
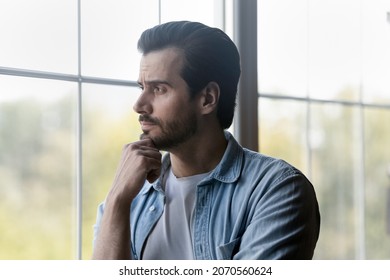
[137,21,241,129]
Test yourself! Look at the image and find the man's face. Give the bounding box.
[134,48,198,150]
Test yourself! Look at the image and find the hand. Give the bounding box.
[107,138,162,206]
[92,138,161,260]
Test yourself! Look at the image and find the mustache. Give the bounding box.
[138,115,160,125]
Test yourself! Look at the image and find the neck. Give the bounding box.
[168,129,227,178]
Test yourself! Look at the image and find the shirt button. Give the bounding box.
[149,205,155,212]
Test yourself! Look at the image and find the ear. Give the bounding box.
[199,81,220,115]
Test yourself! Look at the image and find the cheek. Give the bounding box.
[157,97,191,119]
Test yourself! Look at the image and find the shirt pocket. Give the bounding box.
[216,237,241,260]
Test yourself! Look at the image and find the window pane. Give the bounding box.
[258,0,308,97]
[258,98,308,173]
[310,103,362,259]
[161,0,216,27]
[308,0,361,101]
[364,108,390,259]
[81,84,141,259]
[0,0,77,73]
[361,0,390,104]
[0,76,77,259]
[81,0,159,80]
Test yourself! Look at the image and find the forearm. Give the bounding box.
[92,197,132,260]
[92,139,161,259]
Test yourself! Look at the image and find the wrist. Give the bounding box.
[104,190,133,216]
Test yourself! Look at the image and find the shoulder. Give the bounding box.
[222,132,312,191]
[242,149,306,184]
[236,149,319,210]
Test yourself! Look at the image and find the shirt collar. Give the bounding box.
[206,131,243,184]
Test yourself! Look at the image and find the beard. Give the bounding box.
[139,112,198,151]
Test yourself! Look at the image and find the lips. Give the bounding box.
[140,121,155,129]
[139,115,159,130]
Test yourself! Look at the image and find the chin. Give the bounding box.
[140,133,160,147]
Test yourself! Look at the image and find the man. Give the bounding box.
[93,21,320,260]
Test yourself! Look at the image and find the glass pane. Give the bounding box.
[364,108,390,259]
[81,0,159,80]
[308,0,361,101]
[0,75,77,259]
[258,0,308,97]
[81,84,141,259]
[361,0,390,104]
[161,0,216,28]
[258,98,309,174]
[310,103,362,259]
[0,0,77,73]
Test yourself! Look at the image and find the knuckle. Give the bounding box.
[124,142,140,152]
[122,143,131,150]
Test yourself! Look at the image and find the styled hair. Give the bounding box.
[137,21,241,129]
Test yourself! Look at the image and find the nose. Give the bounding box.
[133,91,152,115]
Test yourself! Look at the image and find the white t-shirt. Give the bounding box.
[142,167,210,259]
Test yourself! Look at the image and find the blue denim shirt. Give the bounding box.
[94,132,320,259]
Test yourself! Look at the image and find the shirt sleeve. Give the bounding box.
[233,171,320,260]
[92,202,105,249]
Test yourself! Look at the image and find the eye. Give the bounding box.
[153,86,166,94]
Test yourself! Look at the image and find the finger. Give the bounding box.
[137,149,162,163]
[121,141,159,158]
[137,137,157,149]
[124,146,162,169]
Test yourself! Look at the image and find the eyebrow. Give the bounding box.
[137,80,173,87]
